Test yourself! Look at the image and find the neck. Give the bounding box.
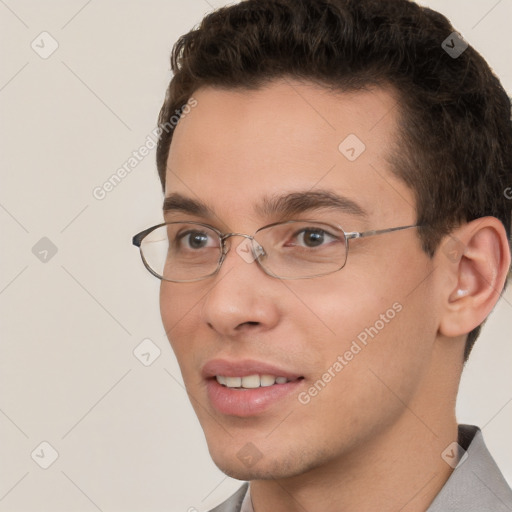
[250,340,463,512]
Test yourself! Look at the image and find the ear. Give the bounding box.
[438,217,511,338]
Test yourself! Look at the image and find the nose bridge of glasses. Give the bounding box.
[220,232,266,261]
[221,232,255,252]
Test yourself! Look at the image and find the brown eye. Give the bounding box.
[300,229,325,247]
[176,230,216,250]
[292,227,338,248]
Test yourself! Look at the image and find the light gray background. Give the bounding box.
[1,1,511,511]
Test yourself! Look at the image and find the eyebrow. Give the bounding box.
[162,190,368,220]
[163,193,212,217]
[256,190,367,219]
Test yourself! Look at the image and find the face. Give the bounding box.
[160,80,440,480]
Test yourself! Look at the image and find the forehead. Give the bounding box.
[165,79,414,227]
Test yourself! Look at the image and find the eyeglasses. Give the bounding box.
[132,220,420,282]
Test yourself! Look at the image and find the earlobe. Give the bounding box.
[439,217,510,338]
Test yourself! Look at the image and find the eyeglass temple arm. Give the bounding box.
[132,223,168,247]
[344,224,420,240]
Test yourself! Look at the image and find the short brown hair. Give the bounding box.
[156,0,512,360]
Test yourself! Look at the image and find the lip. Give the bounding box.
[203,359,304,417]
[202,358,302,380]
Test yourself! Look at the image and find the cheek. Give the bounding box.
[292,289,435,444]
[159,281,203,361]
[284,274,397,348]
[159,282,176,339]
[160,284,179,372]
[290,264,436,386]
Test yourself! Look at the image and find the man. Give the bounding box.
[133,0,512,510]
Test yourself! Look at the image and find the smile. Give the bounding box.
[203,359,305,416]
[215,374,297,388]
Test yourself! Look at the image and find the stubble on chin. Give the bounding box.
[209,443,336,482]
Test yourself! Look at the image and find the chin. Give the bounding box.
[208,443,327,481]
[213,461,268,481]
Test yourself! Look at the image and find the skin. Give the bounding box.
[159,79,510,511]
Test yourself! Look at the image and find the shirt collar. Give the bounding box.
[427,424,512,511]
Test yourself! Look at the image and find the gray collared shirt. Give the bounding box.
[209,425,512,512]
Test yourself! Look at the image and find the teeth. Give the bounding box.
[225,376,242,388]
[215,374,291,388]
[241,375,260,388]
[260,375,277,387]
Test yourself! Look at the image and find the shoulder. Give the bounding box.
[208,483,249,512]
[427,425,512,512]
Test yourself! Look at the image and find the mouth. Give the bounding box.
[203,360,305,417]
[215,374,301,389]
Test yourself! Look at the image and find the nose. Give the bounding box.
[200,234,280,337]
